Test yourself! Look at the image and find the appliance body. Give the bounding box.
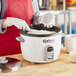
[20,34,61,63]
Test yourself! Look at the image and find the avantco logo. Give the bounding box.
[43,39,54,43]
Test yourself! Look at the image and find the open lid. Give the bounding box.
[0,57,22,73]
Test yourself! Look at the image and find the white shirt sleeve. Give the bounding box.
[31,0,39,16]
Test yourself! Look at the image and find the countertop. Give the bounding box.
[0,48,76,76]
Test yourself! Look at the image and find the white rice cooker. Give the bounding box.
[16,24,64,63]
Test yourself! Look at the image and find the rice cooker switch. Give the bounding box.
[45,46,54,61]
[47,47,54,52]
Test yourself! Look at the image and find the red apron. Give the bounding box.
[0,0,33,56]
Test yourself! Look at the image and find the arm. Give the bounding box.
[31,0,40,25]
[0,17,31,31]
[31,0,55,26]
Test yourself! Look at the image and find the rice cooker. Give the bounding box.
[16,24,64,63]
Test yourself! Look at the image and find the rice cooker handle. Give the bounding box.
[16,37,25,43]
[45,46,54,61]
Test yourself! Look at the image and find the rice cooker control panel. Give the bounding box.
[45,46,54,61]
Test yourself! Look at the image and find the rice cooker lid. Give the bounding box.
[19,24,60,37]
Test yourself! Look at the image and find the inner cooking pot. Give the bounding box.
[19,24,60,37]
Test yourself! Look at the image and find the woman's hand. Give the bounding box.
[3,17,30,31]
